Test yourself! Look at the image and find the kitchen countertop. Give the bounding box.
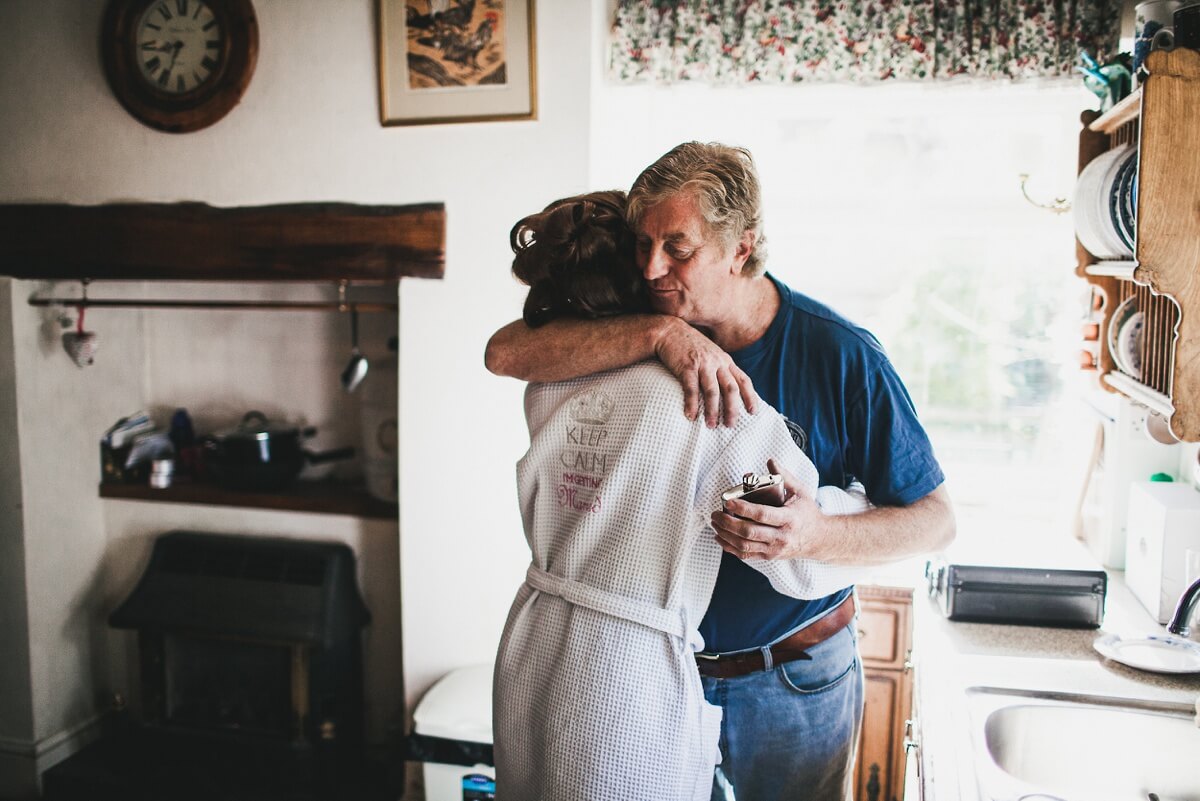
[911,565,1200,801]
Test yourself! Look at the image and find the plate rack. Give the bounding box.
[1076,48,1200,441]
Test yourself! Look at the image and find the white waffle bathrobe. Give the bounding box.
[493,362,870,801]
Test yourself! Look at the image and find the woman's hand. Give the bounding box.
[653,318,759,427]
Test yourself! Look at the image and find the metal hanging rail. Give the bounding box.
[26,298,398,312]
[26,279,398,312]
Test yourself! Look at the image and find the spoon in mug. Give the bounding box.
[340,307,368,392]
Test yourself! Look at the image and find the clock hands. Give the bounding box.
[146,40,184,84]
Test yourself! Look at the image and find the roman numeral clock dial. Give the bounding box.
[136,0,222,95]
[102,0,258,133]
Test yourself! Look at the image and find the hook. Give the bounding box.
[1019,174,1071,215]
[73,279,91,332]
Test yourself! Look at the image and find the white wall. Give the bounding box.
[0,0,594,794]
[394,2,598,709]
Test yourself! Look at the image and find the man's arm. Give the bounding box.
[712,460,956,565]
[485,315,760,427]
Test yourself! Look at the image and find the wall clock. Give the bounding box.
[102,0,258,133]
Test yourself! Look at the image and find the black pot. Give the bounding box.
[202,411,355,491]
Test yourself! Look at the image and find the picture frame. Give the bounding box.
[377,0,536,126]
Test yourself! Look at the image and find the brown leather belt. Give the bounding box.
[694,594,856,680]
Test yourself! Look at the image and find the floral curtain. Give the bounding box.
[609,1,1123,83]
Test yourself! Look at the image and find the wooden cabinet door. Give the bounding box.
[856,669,902,801]
[855,586,914,801]
[857,586,913,670]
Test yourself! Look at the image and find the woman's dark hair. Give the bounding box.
[510,190,650,327]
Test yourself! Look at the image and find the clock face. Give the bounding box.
[135,0,224,95]
[103,0,257,132]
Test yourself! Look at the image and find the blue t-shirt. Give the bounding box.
[698,274,945,653]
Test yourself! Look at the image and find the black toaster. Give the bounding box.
[926,558,1107,628]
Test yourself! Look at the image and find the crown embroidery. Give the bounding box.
[569,389,615,425]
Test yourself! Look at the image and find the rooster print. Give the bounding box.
[406,0,507,89]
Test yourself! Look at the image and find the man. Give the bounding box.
[485,142,954,801]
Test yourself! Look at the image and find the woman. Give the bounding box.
[492,191,868,801]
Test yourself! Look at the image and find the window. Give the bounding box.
[591,79,1098,533]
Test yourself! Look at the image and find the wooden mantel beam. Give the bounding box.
[0,201,446,282]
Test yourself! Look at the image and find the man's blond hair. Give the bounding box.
[627,142,767,276]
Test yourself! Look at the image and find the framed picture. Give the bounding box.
[378,0,536,126]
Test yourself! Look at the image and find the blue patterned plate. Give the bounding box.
[1112,151,1137,252]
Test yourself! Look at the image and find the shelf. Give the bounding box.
[1084,260,1137,279]
[1088,88,1141,135]
[99,480,398,520]
[0,201,446,281]
[1102,371,1173,419]
[1075,48,1200,441]
[1132,48,1200,440]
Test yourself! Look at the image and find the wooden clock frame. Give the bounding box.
[102,0,259,133]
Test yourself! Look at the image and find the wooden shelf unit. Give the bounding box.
[0,201,446,281]
[1077,48,1200,441]
[99,479,398,520]
[0,200,431,520]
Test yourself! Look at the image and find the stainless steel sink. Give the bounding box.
[965,686,1200,801]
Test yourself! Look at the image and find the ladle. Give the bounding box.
[340,308,368,392]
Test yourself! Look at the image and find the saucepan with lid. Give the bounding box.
[201,411,355,491]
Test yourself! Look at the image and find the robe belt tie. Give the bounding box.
[524,563,689,641]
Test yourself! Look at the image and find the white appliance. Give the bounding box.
[1125,481,1200,623]
[1078,392,1179,568]
[413,664,495,801]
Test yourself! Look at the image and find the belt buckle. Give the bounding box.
[695,652,720,661]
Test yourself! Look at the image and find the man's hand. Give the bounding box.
[711,458,821,560]
[712,460,957,566]
[654,318,759,428]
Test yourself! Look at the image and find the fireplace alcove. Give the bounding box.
[0,200,438,798]
[41,530,394,801]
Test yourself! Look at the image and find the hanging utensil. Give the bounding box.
[340,307,368,392]
[62,290,99,367]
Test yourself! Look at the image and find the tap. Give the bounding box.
[1166,576,1200,638]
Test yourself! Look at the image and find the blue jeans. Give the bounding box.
[701,622,864,801]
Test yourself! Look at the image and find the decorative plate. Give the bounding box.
[1097,145,1133,258]
[1117,310,1144,380]
[1107,296,1140,377]
[1112,151,1137,252]
[1074,145,1130,260]
[1093,633,1200,674]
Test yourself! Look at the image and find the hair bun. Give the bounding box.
[509,190,648,327]
[511,222,537,252]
